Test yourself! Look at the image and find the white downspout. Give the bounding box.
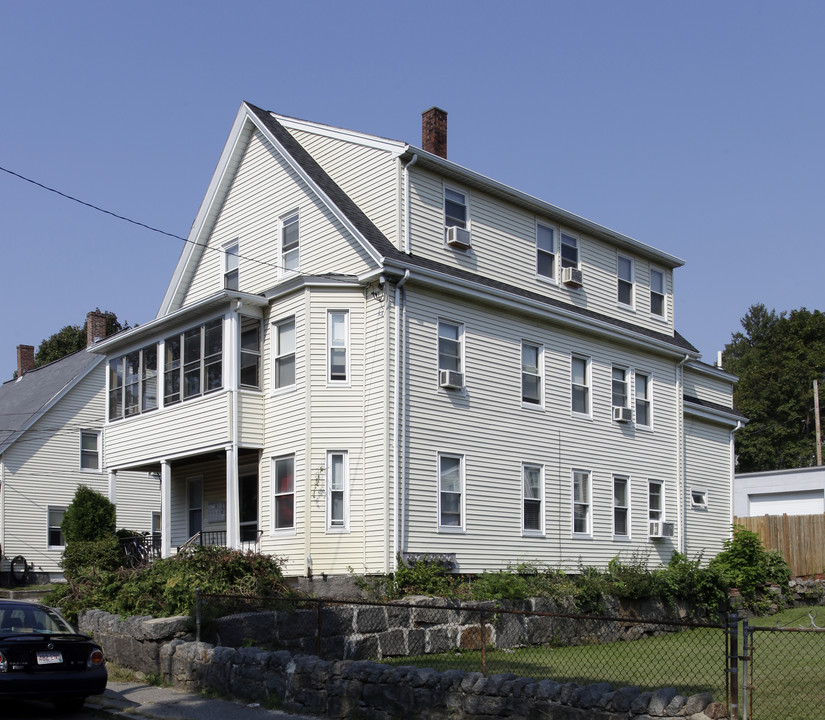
[392,270,410,570]
[730,421,744,533]
[676,354,689,554]
[227,303,241,550]
[403,155,418,254]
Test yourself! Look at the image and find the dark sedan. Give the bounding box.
[0,600,107,712]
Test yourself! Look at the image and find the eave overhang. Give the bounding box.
[683,395,747,427]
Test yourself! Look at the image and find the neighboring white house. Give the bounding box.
[0,313,160,584]
[734,466,825,517]
[91,103,745,580]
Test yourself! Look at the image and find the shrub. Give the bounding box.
[61,536,123,577]
[61,485,116,543]
[709,525,792,598]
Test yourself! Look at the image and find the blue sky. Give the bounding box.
[1,1,823,378]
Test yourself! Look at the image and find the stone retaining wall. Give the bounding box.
[80,609,727,719]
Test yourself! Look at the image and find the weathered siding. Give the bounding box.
[407,167,675,338]
[684,417,733,560]
[181,130,376,308]
[401,285,681,574]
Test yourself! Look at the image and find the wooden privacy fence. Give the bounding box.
[734,514,825,576]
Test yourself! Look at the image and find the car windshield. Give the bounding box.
[0,604,75,635]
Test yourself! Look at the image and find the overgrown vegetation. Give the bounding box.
[708,525,791,599]
[46,546,295,623]
[353,551,731,616]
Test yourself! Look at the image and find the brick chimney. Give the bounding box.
[17,345,35,376]
[86,310,107,347]
[422,107,448,159]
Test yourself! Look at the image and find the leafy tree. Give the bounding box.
[33,310,124,367]
[723,304,825,472]
[61,484,116,544]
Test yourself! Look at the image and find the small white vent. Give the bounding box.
[446,226,472,250]
[561,267,583,287]
[649,521,675,538]
[439,370,464,390]
[613,406,632,423]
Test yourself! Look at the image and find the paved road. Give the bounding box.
[6,681,324,720]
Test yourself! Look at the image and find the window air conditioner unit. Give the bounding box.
[446,226,472,250]
[649,521,675,538]
[439,370,464,390]
[561,267,583,287]
[613,406,633,423]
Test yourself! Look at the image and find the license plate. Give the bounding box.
[36,651,63,665]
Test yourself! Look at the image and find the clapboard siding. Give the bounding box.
[407,167,675,338]
[182,131,375,309]
[684,418,733,560]
[401,285,681,573]
[114,470,161,532]
[684,366,735,407]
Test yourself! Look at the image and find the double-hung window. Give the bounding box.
[164,319,223,406]
[536,222,556,280]
[327,451,349,531]
[635,372,651,427]
[522,342,542,406]
[522,464,544,534]
[109,344,158,421]
[572,470,591,535]
[47,507,66,548]
[281,212,300,274]
[239,316,261,390]
[648,480,664,533]
[617,254,634,307]
[613,476,630,538]
[612,366,629,409]
[272,455,295,531]
[273,317,296,390]
[571,355,590,415]
[561,233,579,269]
[328,311,349,383]
[438,320,464,388]
[444,188,467,230]
[80,430,101,471]
[438,453,464,531]
[650,268,665,318]
[187,477,203,537]
[223,241,239,290]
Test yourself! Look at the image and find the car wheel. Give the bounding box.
[52,696,87,713]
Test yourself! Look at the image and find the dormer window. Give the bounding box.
[617,254,634,307]
[444,188,467,230]
[536,223,556,280]
[650,268,665,318]
[560,233,579,269]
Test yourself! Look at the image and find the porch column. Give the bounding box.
[161,460,172,558]
[108,470,117,505]
[226,447,240,549]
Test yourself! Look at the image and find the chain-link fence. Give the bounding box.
[195,592,727,702]
[744,621,825,720]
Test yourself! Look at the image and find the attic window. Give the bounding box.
[281,212,300,274]
[224,241,239,290]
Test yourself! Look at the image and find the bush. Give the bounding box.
[61,536,123,577]
[61,485,116,543]
[45,546,293,623]
[709,525,792,598]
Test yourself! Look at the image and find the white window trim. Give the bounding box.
[327,310,350,387]
[47,506,67,549]
[187,476,203,539]
[279,210,300,278]
[648,479,665,537]
[437,319,465,392]
[326,450,350,533]
[611,365,629,413]
[536,221,558,284]
[271,316,297,395]
[522,463,545,536]
[571,354,592,418]
[521,341,544,409]
[443,184,470,232]
[222,239,239,291]
[239,315,262,391]
[617,253,635,310]
[634,370,653,430]
[612,475,631,540]
[271,455,297,536]
[437,452,465,533]
[690,487,709,510]
[560,232,580,270]
[572,469,592,538]
[80,429,102,473]
[650,266,667,321]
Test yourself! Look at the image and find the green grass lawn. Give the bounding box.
[386,608,825,719]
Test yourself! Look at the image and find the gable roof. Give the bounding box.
[0,349,103,455]
[159,102,699,358]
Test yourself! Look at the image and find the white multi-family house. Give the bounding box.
[0,313,160,584]
[92,102,744,581]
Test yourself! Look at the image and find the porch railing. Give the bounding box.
[178,529,264,553]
